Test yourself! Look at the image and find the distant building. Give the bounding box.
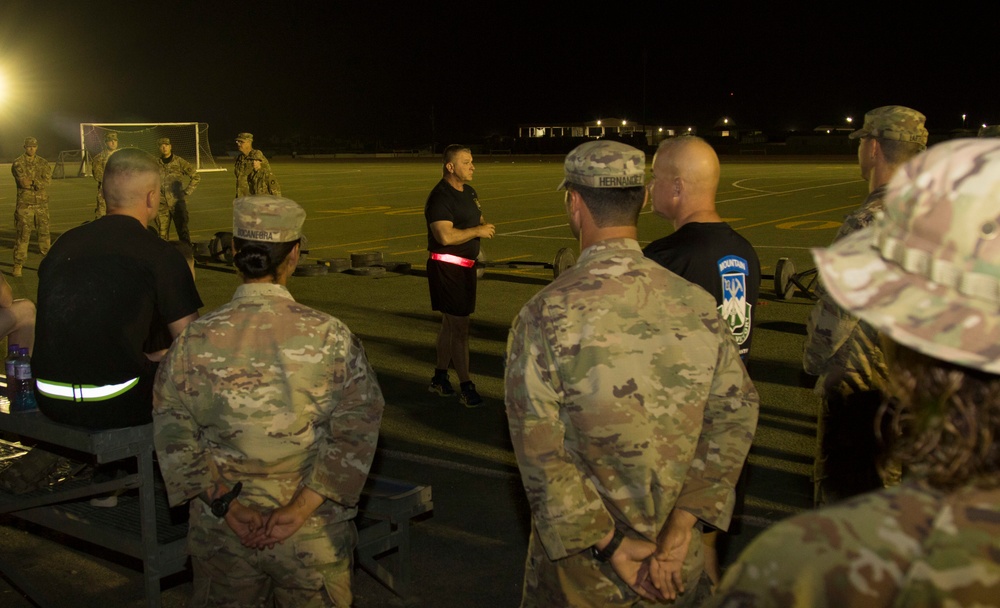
[517,118,696,146]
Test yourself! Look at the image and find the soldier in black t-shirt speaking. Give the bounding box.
[423,145,495,407]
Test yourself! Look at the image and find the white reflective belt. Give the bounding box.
[35,377,140,402]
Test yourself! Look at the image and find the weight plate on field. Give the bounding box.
[209,231,234,264]
[476,250,486,278]
[348,265,387,277]
[379,261,413,273]
[321,258,352,273]
[351,251,383,268]
[192,240,212,260]
[294,263,328,277]
[774,257,796,300]
[553,247,576,279]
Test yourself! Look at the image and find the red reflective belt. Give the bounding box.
[430,252,476,268]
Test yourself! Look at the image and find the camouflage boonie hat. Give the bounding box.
[557,141,645,190]
[23,137,37,147]
[978,125,1000,138]
[236,132,253,142]
[813,138,1000,373]
[848,105,928,148]
[247,149,265,161]
[233,196,305,243]
[105,132,118,142]
[157,137,171,145]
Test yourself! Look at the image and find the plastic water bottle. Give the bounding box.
[4,343,19,405]
[12,347,38,414]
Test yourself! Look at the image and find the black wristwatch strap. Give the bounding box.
[591,528,625,563]
[210,481,243,518]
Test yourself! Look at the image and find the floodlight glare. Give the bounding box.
[846,117,853,123]
[622,120,627,126]
[0,68,9,106]
[596,120,602,126]
[658,127,663,133]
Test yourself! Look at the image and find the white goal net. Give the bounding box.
[79,122,225,175]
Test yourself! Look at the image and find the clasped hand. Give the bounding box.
[224,500,309,550]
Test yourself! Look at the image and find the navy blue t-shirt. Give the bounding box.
[644,222,761,359]
[424,179,482,260]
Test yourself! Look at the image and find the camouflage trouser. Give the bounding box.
[187,503,356,608]
[14,198,51,266]
[815,388,892,506]
[520,525,707,608]
[157,196,190,242]
[95,183,106,219]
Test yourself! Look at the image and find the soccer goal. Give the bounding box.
[79,122,226,175]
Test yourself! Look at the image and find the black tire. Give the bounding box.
[351,252,383,268]
[379,261,413,273]
[348,266,387,277]
[293,263,329,277]
[321,258,352,273]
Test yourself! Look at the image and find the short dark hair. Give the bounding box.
[443,144,471,167]
[232,238,299,279]
[103,148,160,209]
[878,138,924,166]
[568,184,645,228]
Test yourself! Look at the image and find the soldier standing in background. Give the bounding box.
[157,137,200,243]
[803,105,927,505]
[234,132,270,198]
[505,141,758,607]
[153,196,384,606]
[711,138,1000,607]
[91,131,118,219]
[247,149,281,196]
[11,137,52,277]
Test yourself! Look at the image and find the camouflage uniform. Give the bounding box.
[506,237,759,608]
[709,481,1000,608]
[91,133,117,219]
[11,138,52,273]
[153,197,384,607]
[234,133,270,198]
[805,106,928,505]
[715,138,1000,607]
[247,150,281,196]
[157,145,201,242]
[154,282,384,607]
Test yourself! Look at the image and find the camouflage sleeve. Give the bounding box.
[152,335,218,507]
[672,313,759,530]
[92,154,106,183]
[181,157,200,196]
[802,283,860,376]
[36,158,52,189]
[504,304,615,560]
[305,332,384,507]
[12,160,31,190]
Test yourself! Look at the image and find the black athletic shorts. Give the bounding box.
[427,258,477,316]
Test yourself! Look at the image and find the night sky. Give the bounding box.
[1,1,998,157]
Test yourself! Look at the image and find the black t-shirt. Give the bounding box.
[33,214,203,428]
[644,222,761,359]
[424,179,482,260]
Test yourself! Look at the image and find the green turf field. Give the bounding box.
[1,155,867,535]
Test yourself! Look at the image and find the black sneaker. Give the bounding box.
[429,375,455,397]
[459,383,483,408]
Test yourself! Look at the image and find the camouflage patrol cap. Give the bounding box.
[978,125,1000,138]
[247,149,265,161]
[157,137,171,145]
[23,137,37,147]
[105,132,118,142]
[557,141,645,190]
[813,138,1000,373]
[233,196,305,243]
[236,132,253,142]
[848,105,928,148]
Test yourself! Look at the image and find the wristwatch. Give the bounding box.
[210,482,243,517]
[591,528,624,563]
